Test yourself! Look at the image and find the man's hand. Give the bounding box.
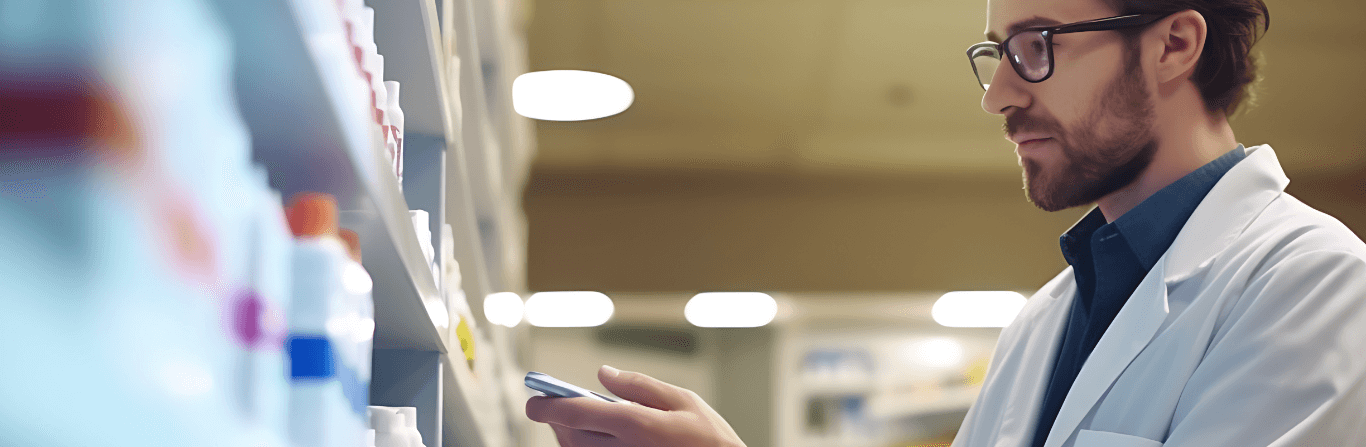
[525,365,746,447]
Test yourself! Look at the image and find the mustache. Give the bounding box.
[1004,110,1062,138]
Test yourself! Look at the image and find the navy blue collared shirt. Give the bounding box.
[1028,146,1247,447]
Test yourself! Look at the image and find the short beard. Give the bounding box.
[1011,42,1157,212]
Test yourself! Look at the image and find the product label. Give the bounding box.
[286,334,335,379]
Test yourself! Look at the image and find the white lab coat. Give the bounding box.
[953,144,1366,447]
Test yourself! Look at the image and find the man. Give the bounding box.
[525,0,1366,445]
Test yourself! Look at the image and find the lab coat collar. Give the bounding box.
[1047,269,1075,300]
[1041,144,1287,447]
[1162,144,1288,283]
[1043,144,1284,296]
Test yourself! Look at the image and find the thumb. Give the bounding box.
[598,365,694,411]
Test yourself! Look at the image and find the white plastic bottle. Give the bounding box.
[395,407,426,447]
[285,193,367,447]
[370,406,408,447]
[369,406,426,447]
[385,81,404,184]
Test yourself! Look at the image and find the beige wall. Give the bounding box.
[523,166,1366,292]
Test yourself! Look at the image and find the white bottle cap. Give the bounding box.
[369,405,401,432]
[344,0,365,32]
[359,7,375,47]
[396,407,418,428]
[385,81,401,106]
[373,54,387,110]
[385,81,404,130]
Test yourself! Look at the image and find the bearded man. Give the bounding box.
[524,1,1366,446]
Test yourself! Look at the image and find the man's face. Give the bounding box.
[982,0,1157,212]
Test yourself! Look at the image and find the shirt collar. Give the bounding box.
[1112,145,1246,269]
[1059,206,1107,269]
[1059,145,1248,270]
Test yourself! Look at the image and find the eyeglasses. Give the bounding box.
[967,13,1170,90]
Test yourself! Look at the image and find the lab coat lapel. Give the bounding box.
[1163,144,1288,282]
[1042,257,1171,447]
[1040,145,1288,447]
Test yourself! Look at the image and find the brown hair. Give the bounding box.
[1108,0,1270,116]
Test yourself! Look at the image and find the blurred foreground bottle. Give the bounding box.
[0,0,288,445]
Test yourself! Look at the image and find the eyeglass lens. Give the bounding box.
[971,31,1054,89]
[971,49,1002,89]
[1006,31,1051,81]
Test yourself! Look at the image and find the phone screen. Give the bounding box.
[525,371,619,402]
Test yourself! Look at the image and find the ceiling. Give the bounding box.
[522,0,1366,177]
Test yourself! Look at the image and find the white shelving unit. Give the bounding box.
[211,0,534,445]
[772,295,1003,447]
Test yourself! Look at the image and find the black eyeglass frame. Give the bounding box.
[967,13,1172,90]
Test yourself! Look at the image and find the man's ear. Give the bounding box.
[1153,10,1207,84]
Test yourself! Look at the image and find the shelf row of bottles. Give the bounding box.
[1,0,510,445]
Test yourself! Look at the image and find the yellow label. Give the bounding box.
[456,316,476,368]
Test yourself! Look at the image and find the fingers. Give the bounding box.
[550,423,575,447]
[526,395,666,438]
[597,365,695,411]
[550,423,633,447]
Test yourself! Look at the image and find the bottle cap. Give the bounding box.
[385,81,401,106]
[396,407,418,428]
[285,192,338,237]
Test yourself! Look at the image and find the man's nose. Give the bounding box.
[981,61,1031,115]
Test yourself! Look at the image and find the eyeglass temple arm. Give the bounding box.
[1050,13,1167,35]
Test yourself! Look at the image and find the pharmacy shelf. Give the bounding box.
[215,1,540,446]
[443,353,493,447]
[369,0,454,138]
[364,0,467,333]
[800,378,877,397]
[366,1,517,445]
[866,386,980,421]
[214,0,456,445]
[212,0,447,354]
[448,0,523,307]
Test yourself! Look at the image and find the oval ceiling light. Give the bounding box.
[525,291,614,327]
[932,291,1027,328]
[685,292,777,328]
[512,70,634,121]
[483,292,525,328]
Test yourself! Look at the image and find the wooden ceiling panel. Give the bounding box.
[821,0,989,130]
[525,0,594,70]
[591,0,832,125]
[525,0,1366,175]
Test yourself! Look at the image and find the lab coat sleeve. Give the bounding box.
[1162,250,1366,446]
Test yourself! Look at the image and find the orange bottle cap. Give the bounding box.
[285,192,338,237]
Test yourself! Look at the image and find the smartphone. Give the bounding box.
[525,371,619,403]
